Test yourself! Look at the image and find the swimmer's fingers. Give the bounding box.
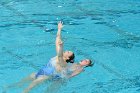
[58,21,63,24]
[58,21,63,29]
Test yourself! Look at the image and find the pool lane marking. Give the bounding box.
[0,1,55,33]
[2,47,39,70]
[72,1,140,39]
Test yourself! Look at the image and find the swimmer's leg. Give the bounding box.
[3,73,36,92]
[22,75,49,93]
[44,79,66,93]
[16,72,36,86]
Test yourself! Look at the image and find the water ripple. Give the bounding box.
[80,36,140,49]
[90,76,140,93]
[91,17,103,21]
[94,22,107,24]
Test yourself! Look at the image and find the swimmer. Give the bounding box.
[22,21,75,93]
[65,59,93,78]
[44,59,93,93]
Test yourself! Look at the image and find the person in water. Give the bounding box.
[66,59,93,78]
[22,21,75,93]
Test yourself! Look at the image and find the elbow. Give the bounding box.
[57,55,62,58]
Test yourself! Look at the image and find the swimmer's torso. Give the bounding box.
[60,63,84,78]
[36,57,66,78]
[67,63,83,73]
[52,57,66,73]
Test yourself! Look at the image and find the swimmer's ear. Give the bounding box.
[67,57,70,60]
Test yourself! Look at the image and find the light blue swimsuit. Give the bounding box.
[35,57,60,79]
[36,58,83,79]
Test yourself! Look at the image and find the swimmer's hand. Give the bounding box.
[58,21,63,30]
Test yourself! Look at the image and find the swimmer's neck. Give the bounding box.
[75,62,84,67]
[78,62,89,68]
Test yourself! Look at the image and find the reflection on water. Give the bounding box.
[89,76,140,93]
[43,76,140,93]
[44,79,67,93]
[80,36,140,49]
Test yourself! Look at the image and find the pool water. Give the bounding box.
[0,0,140,93]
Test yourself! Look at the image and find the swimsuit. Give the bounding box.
[35,57,60,79]
[35,59,83,79]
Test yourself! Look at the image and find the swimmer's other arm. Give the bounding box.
[68,69,84,78]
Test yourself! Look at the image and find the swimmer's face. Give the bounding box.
[80,59,91,66]
[63,51,73,58]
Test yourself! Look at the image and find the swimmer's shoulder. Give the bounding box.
[69,63,83,71]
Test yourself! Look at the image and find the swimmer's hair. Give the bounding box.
[86,59,94,67]
[66,53,75,63]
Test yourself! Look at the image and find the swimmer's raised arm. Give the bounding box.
[56,21,63,56]
[55,21,66,66]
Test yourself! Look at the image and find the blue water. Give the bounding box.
[0,0,140,93]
